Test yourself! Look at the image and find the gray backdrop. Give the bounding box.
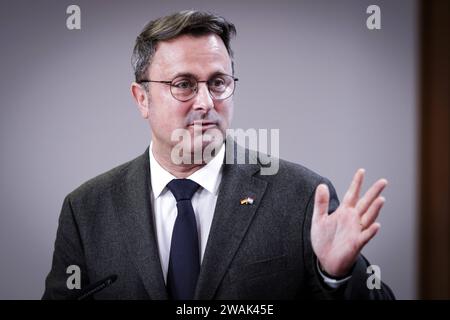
[0,0,418,299]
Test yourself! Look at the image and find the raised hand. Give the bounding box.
[311,169,387,277]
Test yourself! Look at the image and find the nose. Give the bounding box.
[192,82,214,111]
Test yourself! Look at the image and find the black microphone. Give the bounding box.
[75,274,118,300]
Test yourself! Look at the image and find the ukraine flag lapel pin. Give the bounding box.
[240,197,254,205]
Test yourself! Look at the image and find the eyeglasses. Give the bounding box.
[138,74,238,102]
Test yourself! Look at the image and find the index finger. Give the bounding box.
[342,168,365,207]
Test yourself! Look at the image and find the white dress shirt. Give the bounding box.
[149,141,225,283]
[148,141,349,287]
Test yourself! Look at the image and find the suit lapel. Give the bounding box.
[194,139,268,299]
[112,141,267,300]
[113,148,168,299]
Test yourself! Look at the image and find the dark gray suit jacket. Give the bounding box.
[43,139,394,299]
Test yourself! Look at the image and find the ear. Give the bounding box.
[131,82,150,119]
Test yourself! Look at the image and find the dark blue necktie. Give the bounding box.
[166,179,201,300]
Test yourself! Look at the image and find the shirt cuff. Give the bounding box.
[316,258,352,289]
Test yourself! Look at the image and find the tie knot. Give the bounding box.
[166,179,200,202]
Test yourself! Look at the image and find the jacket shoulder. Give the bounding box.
[277,158,324,184]
[254,153,339,205]
[67,150,147,202]
[257,154,329,187]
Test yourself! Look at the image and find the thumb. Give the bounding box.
[313,184,330,223]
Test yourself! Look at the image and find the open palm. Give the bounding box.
[311,169,387,277]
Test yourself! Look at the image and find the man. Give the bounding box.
[43,10,394,299]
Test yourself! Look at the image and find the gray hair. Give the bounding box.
[131,10,237,82]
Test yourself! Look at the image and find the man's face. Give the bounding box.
[134,33,234,161]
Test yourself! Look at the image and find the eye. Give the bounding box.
[173,78,194,89]
[209,77,228,93]
[210,77,226,87]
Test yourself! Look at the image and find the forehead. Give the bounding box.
[149,34,232,78]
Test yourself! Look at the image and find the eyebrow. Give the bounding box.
[170,71,230,80]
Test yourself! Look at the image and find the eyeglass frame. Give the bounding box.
[137,73,239,102]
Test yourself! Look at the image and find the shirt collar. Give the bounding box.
[149,141,225,198]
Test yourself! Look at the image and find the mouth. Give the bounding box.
[188,121,218,130]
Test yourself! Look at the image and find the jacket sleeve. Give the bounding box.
[42,195,90,299]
